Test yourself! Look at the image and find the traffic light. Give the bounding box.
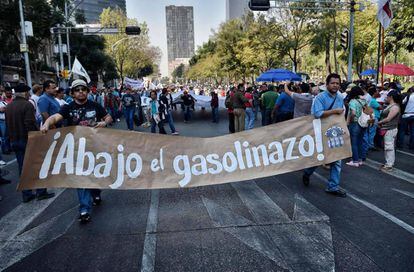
[340,29,349,50]
[125,26,141,35]
[248,0,270,11]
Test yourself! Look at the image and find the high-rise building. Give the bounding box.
[166,5,195,76]
[226,0,249,21]
[78,0,126,23]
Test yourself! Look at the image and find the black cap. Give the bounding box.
[14,84,31,93]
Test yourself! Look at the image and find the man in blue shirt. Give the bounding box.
[303,73,347,197]
[38,80,61,124]
[273,88,295,122]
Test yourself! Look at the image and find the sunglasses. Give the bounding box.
[74,87,88,92]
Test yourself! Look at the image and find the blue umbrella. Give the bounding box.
[256,68,302,82]
[360,69,377,76]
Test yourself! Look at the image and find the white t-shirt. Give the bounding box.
[0,101,7,120]
[403,93,414,118]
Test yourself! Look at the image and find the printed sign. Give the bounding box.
[18,115,351,190]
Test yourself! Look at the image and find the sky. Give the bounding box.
[126,0,226,77]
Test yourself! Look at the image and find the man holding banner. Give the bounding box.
[41,79,113,223]
[303,74,347,197]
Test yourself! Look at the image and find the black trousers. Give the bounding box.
[228,112,235,133]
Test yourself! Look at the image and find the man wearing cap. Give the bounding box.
[41,79,113,223]
[5,84,55,202]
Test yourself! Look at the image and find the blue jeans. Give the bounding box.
[212,107,219,123]
[397,117,414,149]
[362,123,377,156]
[11,140,46,199]
[184,105,192,121]
[77,189,101,214]
[245,107,255,130]
[166,111,176,133]
[304,160,342,192]
[151,119,166,134]
[261,109,266,126]
[0,120,10,153]
[254,105,260,120]
[264,109,273,126]
[124,107,135,130]
[348,122,365,162]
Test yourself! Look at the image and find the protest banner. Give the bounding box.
[18,115,351,190]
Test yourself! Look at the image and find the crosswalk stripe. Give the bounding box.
[363,158,414,185]
[0,189,65,243]
[140,190,159,272]
[392,188,414,199]
[313,172,414,235]
[397,149,414,157]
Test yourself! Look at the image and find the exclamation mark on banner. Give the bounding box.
[313,119,325,161]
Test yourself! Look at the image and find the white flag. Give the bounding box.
[71,57,91,83]
[377,0,393,29]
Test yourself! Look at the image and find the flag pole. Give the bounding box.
[381,26,385,88]
[376,23,382,84]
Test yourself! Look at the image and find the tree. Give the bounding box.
[100,8,160,84]
[172,64,185,80]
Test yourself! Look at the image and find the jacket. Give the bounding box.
[5,96,38,142]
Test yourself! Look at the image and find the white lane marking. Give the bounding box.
[203,181,335,271]
[392,188,414,199]
[140,190,159,272]
[363,158,414,185]
[0,207,76,271]
[397,149,414,157]
[0,189,65,242]
[231,181,290,223]
[314,172,414,235]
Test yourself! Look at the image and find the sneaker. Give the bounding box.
[116,118,121,122]
[22,195,36,203]
[0,177,12,185]
[346,161,360,167]
[0,160,6,166]
[36,192,55,201]
[380,165,393,172]
[78,212,91,224]
[325,188,347,197]
[172,131,179,135]
[302,174,310,186]
[358,161,363,166]
[92,196,102,206]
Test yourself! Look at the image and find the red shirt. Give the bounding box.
[244,92,253,108]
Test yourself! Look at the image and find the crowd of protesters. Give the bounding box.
[0,73,412,215]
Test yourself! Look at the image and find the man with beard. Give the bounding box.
[302,73,347,197]
[41,79,113,223]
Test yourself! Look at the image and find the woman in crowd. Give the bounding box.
[378,90,401,172]
[346,86,367,167]
[149,90,166,134]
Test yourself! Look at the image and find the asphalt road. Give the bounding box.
[0,108,413,272]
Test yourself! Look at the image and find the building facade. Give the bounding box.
[165,5,195,76]
[78,0,126,23]
[226,0,249,21]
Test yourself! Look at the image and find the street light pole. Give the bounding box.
[18,0,32,88]
[347,0,356,82]
[65,0,72,70]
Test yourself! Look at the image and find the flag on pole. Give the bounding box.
[71,57,91,83]
[377,0,393,29]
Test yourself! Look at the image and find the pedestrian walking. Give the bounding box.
[149,90,167,134]
[244,87,255,130]
[160,88,179,134]
[282,82,313,118]
[181,91,196,123]
[397,87,414,149]
[40,79,112,223]
[302,73,347,197]
[38,80,61,125]
[225,87,236,133]
[231,84,248,132]
[121,88,136,131]
[261,85,279,126]
[211,92,219,123]
[273,84,295,123]
[6,84,55,203]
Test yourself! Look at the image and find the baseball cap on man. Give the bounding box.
[14,84,31,93]
[71,79,88,90]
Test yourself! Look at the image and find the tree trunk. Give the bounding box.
[332,15,339,73]
[325,38,332,75]
[293,49,298,72]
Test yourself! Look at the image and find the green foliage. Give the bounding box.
[172,64,185,79]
